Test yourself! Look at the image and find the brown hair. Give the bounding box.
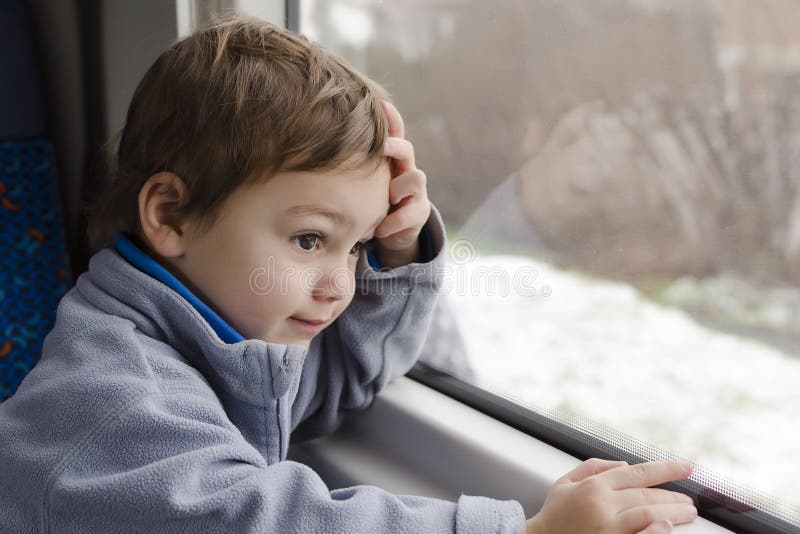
[87,15,390,251]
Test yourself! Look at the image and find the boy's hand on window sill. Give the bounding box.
[373,100,432,269]
[525,459,697,534]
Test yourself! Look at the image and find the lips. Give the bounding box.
[288,316,332,336]
[291,317,330,325]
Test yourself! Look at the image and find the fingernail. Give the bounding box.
[383,139,392,155]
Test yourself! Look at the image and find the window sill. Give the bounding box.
[289,376,732,533]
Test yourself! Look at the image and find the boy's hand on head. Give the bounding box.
[525,459,698,534]
[372,100,432,269]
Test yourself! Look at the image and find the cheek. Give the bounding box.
[223,253,302,327]
[248,259,307,300]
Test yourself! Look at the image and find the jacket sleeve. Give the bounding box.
[289,203,448,442]
[43,386,525,534]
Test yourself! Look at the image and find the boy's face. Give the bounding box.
[171,161,391,348]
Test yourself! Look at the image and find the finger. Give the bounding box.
[389,169,426,204]
[374,199,430,239]
[636,519,673,534]
[601,461,692,491]
[384,137,415,175]
[557,458,629,485]
[381,99,405,138]
[615,488,694,512]
[619,503,698,532]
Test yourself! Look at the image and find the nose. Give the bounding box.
[310,258,354,302]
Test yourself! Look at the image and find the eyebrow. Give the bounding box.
[285,204,385,234]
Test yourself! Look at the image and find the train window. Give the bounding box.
[298,0,800,531]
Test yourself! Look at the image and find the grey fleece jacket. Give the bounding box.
[0,206,525,533]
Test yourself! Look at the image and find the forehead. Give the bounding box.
[256,161,391,230]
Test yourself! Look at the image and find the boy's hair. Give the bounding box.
[87,15,390,251]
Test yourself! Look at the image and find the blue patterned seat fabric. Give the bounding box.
[0,140,71,401]
[0,0,73,402]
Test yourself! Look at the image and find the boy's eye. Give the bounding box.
[293,233,321,252]
[350,239,376,256]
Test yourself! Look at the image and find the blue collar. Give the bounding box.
[113,233,245,344]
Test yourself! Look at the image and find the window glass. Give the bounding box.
[302,0,800,526]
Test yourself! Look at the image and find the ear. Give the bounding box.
[138,172,193,258]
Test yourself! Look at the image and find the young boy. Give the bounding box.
[0,16,696,534]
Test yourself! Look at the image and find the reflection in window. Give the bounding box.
[303,0,800,525]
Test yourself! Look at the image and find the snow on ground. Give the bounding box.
[444,252,800,515]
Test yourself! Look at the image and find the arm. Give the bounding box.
[44,387,525,534]
[290,203,445,441]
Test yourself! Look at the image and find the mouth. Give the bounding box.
[291,316,330,325]
[288,316,332,334]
